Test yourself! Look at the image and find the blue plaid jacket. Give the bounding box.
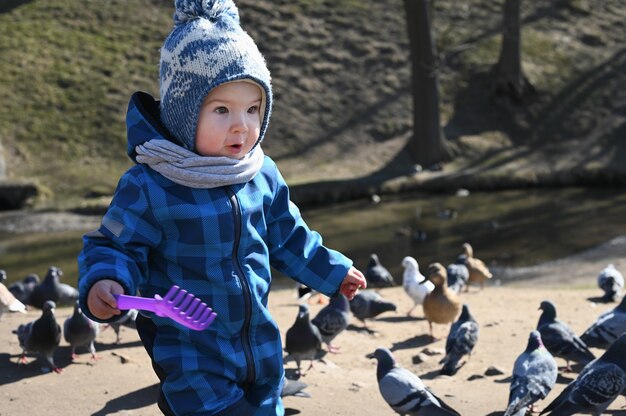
[78,92,351,415]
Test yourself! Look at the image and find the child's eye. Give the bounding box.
[215,106,228,114]
[248,105,259,114]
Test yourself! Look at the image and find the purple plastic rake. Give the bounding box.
[114,285,217,331]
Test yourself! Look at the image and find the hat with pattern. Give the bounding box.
[159,0,272,151]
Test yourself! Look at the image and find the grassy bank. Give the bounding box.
[1,0,625,209]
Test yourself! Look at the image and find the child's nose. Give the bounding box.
[230,112,248,133]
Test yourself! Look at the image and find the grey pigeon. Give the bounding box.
[537,300,595,371]
[580,295,626,349]
[64,300,100,361]
[540,332,626,416]
[284,303,323,376]
[446,256,469,294]
[504,330,557,416]
[311,293,351,353]
[1,270,27,320]
[401,256,434,317]
[13,300,63,373]
[28,266,79,309]
[365,253,396,288]
[107,308,138,344]
[440,303,479,376]
[8,273,40,305]
[349,289,397,328]
[367,347,461,415]
[281,378,311,398]
[597,263,624,302]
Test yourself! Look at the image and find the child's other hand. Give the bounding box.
[339,266,367,300]
[87,279,124,320]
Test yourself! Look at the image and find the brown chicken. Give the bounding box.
[422,263,462,340]
[462,243,492,290]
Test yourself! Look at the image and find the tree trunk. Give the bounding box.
[403,0,450,166]
[494,0,534,101]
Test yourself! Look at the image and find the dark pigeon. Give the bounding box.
[13,300,63,373]
[284,304,323,377]
[365,254,396,288]
[537,300,595,371]
[107,308,138,344]
[367,347,461,415]
[597,263,624,302]
[349,290,397,328]
[580,295,626,349]
[28,266,79,309]
[540,332,626,416]
[64,300,100,361]
[311,294,351,353]
[446,256,469,294]
[281,378,311,398]
[504,331,557,416]
[8,273,40,305]
[440,303,479,376]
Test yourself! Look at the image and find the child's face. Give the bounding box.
[195,81,262,158]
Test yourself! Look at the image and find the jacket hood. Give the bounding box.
[125,91,183,162]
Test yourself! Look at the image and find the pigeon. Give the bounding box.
[1,270,27,320]
[461,243,492,290]
[440,303,479,376]
[28,266,79,309]
[8,273,40,305]
[106,308,138,344]
[364,253,396,288]
[281,378,311,398]
[367,347,461,415]
[64,300,100,361]
[311,293,351,353]
[597,263,624,302]
[349,289,397,328]
[537,300,595,371]
[422,263,462,340]
[295,282,326,305]
[13,300,63,373]
[284,303,323,376]
[504,330,557,416]
[446,256,469,294]
[401,256,434,317]
[580,295,626,349]
[539,332,626,416]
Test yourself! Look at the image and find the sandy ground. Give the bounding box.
[1,244,626,416]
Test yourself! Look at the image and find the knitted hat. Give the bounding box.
[159,0,272,152]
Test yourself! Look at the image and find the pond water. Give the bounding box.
[1,187,625,289]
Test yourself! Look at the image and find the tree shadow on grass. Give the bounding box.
[0,0,34,14]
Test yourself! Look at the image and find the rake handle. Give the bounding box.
[114,294,160,313]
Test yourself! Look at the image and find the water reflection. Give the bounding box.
[298,187,626,285]
[1,187,625,288]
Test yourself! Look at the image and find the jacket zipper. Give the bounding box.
[226,187,256,388]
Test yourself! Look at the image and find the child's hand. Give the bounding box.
[87,279,124,320]
[339,266,367,300]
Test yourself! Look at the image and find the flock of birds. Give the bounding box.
[0,266,137,373]
[283,248,626,415]
[2,248,626,414]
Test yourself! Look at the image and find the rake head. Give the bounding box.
[115,285,217,331]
